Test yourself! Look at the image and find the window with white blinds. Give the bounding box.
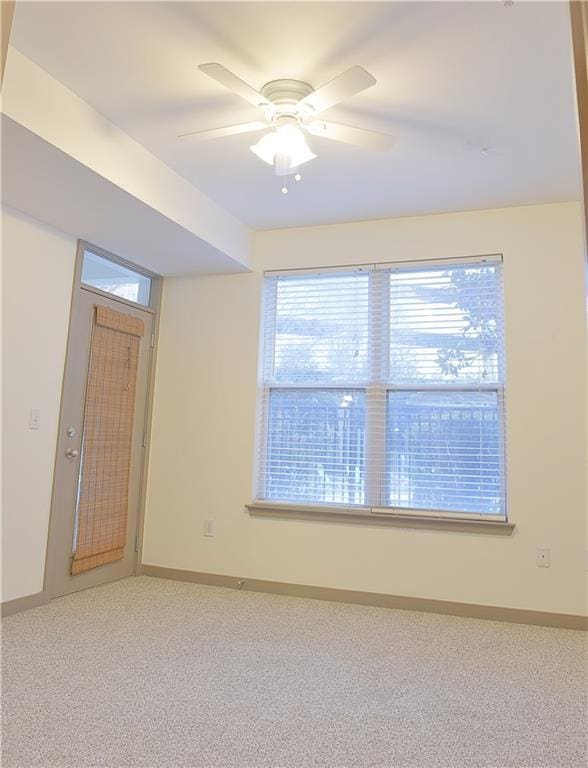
[255,257,506,520]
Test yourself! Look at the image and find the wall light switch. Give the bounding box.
[203,519,215,537]
[536,547,550,568]
[29,409,41,430]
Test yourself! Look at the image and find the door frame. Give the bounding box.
[44,240,162,598]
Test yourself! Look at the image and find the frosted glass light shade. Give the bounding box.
[251,125,316,173]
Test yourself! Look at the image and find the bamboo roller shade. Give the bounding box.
[71,306,144,575]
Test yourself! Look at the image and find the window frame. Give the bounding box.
[79,241,160,312]
[252,254,508,527]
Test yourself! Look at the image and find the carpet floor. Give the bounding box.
[1,576,586,768]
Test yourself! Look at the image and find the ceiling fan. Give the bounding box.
[179,63,395,183]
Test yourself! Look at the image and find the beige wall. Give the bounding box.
[143,202,587,616]
[1,206,76,602]
[4,201,582,612]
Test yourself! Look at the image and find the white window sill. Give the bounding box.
[246,501,515,535]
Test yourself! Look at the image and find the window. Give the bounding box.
[81,249,152,307]
[254,257,506,520]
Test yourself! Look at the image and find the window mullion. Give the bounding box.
[365,269,389,507]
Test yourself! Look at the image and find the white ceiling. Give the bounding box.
[11,1,582,230]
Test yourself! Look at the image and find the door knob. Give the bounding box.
[65,448,79,459]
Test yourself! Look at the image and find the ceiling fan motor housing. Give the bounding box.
[260,79,314,120]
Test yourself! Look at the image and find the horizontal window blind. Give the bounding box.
[258,270,369,506]
[263,270,370,385]
[255,257,506,519]
[266,389,366,505]
[388,262,503,385]
[387,391,503,514]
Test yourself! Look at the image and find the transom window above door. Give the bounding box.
[81,248,152,307]
[254,256,506,521]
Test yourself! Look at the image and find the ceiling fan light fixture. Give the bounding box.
[250,132,280,165]
[250,124,316,174]
[190,63,394,188]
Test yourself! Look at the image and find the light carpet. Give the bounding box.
[1,576,586,768]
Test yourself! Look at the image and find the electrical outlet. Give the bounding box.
[203,519,215,537]
[536,547,550,568]
[29,409,41,430]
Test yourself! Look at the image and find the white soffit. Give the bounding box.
[1,48,251,275]
[1,117,248,275]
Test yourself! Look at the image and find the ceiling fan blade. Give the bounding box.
[198,63,271,110]
[299,66,376,115]
[178,121,268,140]
[306,121,395,151]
